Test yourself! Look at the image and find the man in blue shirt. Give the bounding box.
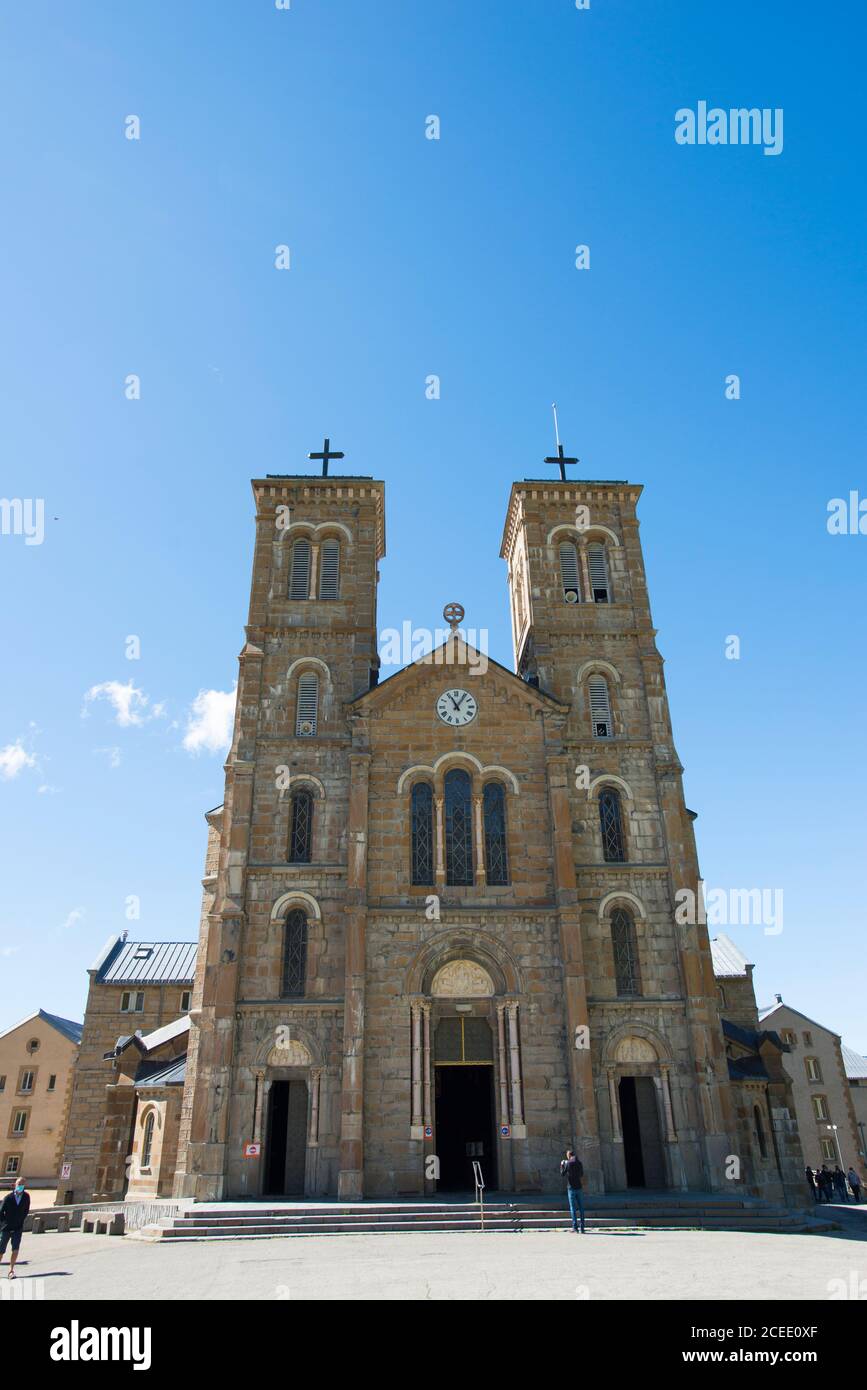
[0,1179,31,1279]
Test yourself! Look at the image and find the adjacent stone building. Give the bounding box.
[0,1010,81,1189]
[843,1044,867,1166]
[58,935,195,1205]
[759,1000,863,1174]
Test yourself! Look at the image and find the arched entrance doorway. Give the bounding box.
[430,960,499,1192]
[606,1033,673,1190]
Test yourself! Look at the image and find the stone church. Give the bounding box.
[61,467,807,1206]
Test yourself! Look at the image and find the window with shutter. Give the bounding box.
[289,539,311,600]
[559,542,581,602]
[318,538,340,599]
[296,673,318,736]
[588,543,610,603]
[588,675,613,738]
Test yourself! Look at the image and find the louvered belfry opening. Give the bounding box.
[483,782,509,885]
[559,541,580,601]
[282,909,308,997]
[295,672,319,736]
[599,787,626,862]
[411,782,434,885]
[289,789,313,863]
[444,768,474,886]
[611,908,641,996]
[318,537,340,598]
[588,675,613,738]
[588,542,610,603]
[289,538,311,599]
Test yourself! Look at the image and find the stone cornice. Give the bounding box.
[251,476,386,561]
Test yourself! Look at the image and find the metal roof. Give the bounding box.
[710,934,752,978]
[0,1009,83,1046]
[97,940,197,985]
[842,1043,867,1080]
[139,1015,191,1051]
[134,1056,187,1088]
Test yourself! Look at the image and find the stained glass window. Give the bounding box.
[289,790,313,863]
[411,782,434,885]
[599,788,626,862]
[483,782,509,885]
[282,909,308,997]
[445,768,474,886]
[611,908,641,996]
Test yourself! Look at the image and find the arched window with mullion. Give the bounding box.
[282,909,308,997]
[318,538,340,599]
[559,541,581,602]
[610,908,641,996]
[288,789,313,863]
[599,787,626,862]
[410,782,434,885]
[444,768,474,886]
[588,542,611,603]
[483,782,509,885]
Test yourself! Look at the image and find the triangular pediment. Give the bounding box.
[350,636,566,717]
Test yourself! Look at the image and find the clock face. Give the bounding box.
[436,688,478,727]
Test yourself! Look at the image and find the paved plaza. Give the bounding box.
[3,1223,865,1301]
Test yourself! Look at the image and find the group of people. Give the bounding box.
[805,1163,862,1204]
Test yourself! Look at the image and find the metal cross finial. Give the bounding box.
[443,602,465,632]
[307,436,345,477]
[544,403,579,481]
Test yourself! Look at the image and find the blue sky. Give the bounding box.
[1,1,865,1049]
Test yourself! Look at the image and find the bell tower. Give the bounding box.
[500,477,734,1191]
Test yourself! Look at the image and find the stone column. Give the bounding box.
[607,1070,622,1142]
[496,1003,510,1125]
[659,1065,677,1142]
[473,795,486,883]
[545,752,602,1189]
[507,1002,524,1129]
[578,541,593,604]
[422,1003,432,1128]
[434,796,445,887]
[411,1003,422,1130]
[309,542,320,600]
[338,751,371,1198]
[252,1068,266,1144]
[309,1068,322,1147]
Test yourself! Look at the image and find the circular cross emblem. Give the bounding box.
[443,601,465,631]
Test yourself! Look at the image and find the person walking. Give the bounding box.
[833,1166,849,1202]
[847,1166,862,1203]
[560,1148,585,1233]
[818,1165,833,1202]
[0,1179,30,1279]
[805,1166,818,1202]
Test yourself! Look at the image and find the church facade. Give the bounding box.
[164,468,785,1203]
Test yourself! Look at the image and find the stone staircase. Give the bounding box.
[138,1195,839,1242]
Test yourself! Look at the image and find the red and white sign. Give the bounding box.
[243,1143,262,1158]
[60,1162,72,1179]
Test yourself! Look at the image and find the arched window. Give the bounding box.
[588,542,611,603]
[296,672,319,736]
[411,782,434,885]
[754,1105,768,1159]
[282,909,308,997]
[289,539,311,600]
[599,787,626,862]
[588,675,613,738]
[318,538,340,599]
[611,908,641,996]
[559,542,581,602]
[444,768,474,886]
[141,1111,155,1169]
[514,560,527,632]
[288,789,313,863]
[483,782,509,885]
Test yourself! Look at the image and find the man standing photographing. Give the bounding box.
[0,1178,30,1278]
[560,1148,585,1233]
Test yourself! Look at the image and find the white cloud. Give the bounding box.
[62,908,85,931]
[83,680,165,728]
[183,687,236,754]
[0,740,36,781]
[94,746,122,769]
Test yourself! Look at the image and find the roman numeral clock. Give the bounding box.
[436,689,478,726]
